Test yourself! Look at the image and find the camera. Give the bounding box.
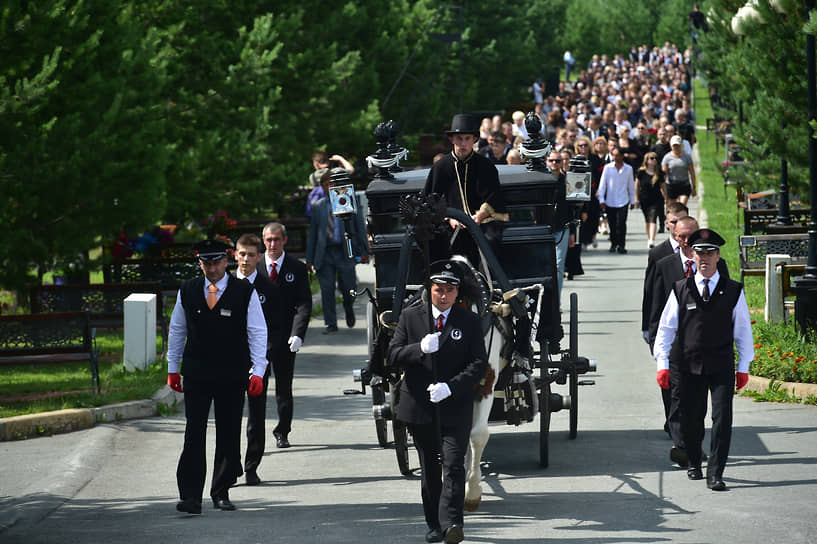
[565,154,591,202]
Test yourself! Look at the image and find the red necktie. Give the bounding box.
[435,314,444,331]
[270,262,278,282]
[684,260,694,278]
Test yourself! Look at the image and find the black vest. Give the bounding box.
[180,275,253,383]
[669,276,742,375]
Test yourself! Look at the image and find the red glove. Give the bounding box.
[736,372,749,390]
[656,369,670,390]
[167,373,183,393]
[248,375,264,397]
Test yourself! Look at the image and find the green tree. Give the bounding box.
[699,0,811,197]
[0,1,171,289]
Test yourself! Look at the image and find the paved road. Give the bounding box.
[2,200,816,543]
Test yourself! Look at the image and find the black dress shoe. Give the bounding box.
[212,496,236,511]
[274,432,290,448]
[609,245,617,253]
[322,325,338,334]
[444,524,464,544]
[670,446,689,468]
[346,312,356,328]
[617,246,628,254]
[176,499,202,515]
[687,467,703,480]
[707,476,726,491]
[426,527,444,543]
[245,470,261,486]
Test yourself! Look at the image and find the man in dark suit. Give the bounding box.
[649,217,729,468]
[654,229,753,491]
[641,201,688,345]
[387,260,489,544]
[166,238,268,514]
[306,170,369,334]
[256,223,312,454]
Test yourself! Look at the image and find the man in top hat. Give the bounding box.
[653,228,754,491]
[167,238,268,514]
[387,260,489,543]
[423,113,508,267]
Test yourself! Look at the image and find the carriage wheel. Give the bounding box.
[390,380,412,476]
[393,420,412,476]
[539,366,552,468]
[372,381,389,447]
[367,301,389,447]
[568,292,579,439]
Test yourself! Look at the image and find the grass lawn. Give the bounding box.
[0,330,168,419]
[694,77,816,400]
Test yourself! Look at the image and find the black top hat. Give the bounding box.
[689,228,725,251]
[445,114,479,136]
[429,259,462,286]
[194,239,231,261]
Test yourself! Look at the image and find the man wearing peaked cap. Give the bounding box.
[688,227,725,250]
[653,227,754,491]
[167,238,269,513]
[388,259,488,543]
[424,113,508,267]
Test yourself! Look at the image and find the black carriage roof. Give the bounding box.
[365,164,558,197]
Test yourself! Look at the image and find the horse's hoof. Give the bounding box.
[463,497,481,512]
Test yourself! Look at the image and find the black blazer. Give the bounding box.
[387,304,488,427]
[255,254,312,350]
[648,252,729,347]
[641,239,675,332]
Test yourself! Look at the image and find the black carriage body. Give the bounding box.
[366,165,561,318]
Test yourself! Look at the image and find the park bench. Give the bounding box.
[29,282,167,353]
[0,312,100,394]
[779,262,806,316]
[738,233,809,282]
[743,208,811,235]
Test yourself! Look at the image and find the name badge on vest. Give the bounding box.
[220,308,232,317]
[285,272,295,283]
[258,293,266,304]
[686,303,697,311]
[450,328,462,341]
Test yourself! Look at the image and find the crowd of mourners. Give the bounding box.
[476,42,698,254]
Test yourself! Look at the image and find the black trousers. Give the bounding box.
[177,377,245,501]
[408,421,470,532]
[245,345,297,472]
[606,205,628,249]
[664,363,685,449]
[679,369,734,478]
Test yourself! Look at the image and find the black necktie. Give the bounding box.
[702,279,710,302]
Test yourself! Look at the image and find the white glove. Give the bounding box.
[427,382,452,403]
[642,330,650,344]
[288,336,303,353]
[420,332,441,354]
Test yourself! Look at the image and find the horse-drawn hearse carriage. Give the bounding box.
[347,118,597,510]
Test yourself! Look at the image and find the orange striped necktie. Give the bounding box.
[207,284,218,309]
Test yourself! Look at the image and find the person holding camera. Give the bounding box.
[306,169,369,334]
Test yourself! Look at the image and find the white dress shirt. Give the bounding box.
[264,251,285,278]
[653,270,754,373]
[167,273,268,377]
[431,305,452,327]
[598,161,635,208]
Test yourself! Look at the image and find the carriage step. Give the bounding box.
[578,380,595,386]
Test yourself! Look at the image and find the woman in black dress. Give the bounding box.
[582,136,608,248]
[635,151,665,248]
